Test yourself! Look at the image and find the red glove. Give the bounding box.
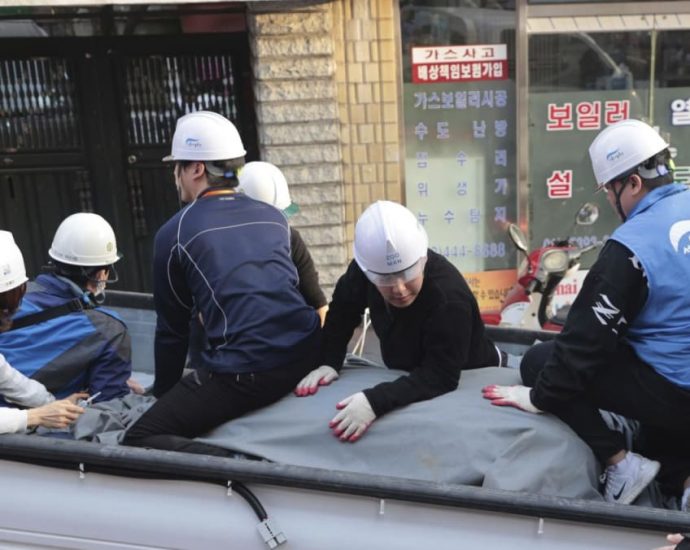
[294,365,339,397]
[482,384,542,414]
[329,392,376,442]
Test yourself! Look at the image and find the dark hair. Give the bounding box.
[53,261,109,289]
[204,157,245,188]
[0,282,27,332]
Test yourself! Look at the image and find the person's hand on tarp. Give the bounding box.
[329,391,376,442]
[481,384,542,414]
[294,365,339,397]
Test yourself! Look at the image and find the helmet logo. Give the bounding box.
[106,242,113,252]
[1,263,9,277]
[385,253,402,267]
[385,239,402,267]
[606,149,623,162]
[185,138,202,149]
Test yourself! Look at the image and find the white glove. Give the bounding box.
[481,384,542,414]
[329,392,376,442]
[294,365,339,397]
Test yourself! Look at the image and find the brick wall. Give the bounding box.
[248,0,403,297]
[332,0,402,252]
[248,3,345,296]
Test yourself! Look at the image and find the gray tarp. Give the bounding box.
[74,363,679,505]
[73,365,602,499]
[197,364,603,501]
[72,357,605,500]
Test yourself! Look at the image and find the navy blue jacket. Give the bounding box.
[0,274,132,403]
[152,188,320,396]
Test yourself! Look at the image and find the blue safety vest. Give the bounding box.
[610,183,690,388]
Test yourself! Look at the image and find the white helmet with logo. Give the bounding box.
[162,111,246,162]
[49,213,120,267]
[353,201,428,285]
[589,119,669,189]
[0,231,28,292]
[238,161,299,217]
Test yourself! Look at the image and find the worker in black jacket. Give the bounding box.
[238,161,328,325]
[483,119,690,507]
[294,200,502,442]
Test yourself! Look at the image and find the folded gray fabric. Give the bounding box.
[72,393,156,445]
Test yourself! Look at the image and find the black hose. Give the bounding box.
[229,480,268,521]
[1,449,271,523]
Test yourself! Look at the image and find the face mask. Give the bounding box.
[95,280,106,296]
[89,276,107,304]
[91,285,106,304]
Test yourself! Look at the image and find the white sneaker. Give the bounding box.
[603,452,660,505]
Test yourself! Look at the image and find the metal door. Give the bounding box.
[0,34,256,291]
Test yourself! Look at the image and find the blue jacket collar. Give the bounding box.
[35,273,94,305]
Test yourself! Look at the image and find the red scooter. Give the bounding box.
[482,203,601,331]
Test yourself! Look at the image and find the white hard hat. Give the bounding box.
[353,201,428,283]
[0,231,28,292]
[589,119,669,188]
[49,213,120,267]
[162,111,246,162]
[238,161,299,216]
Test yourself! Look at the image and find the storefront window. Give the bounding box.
[528,26,690,251]
[527,22,690,307]
[654,30,690,186]
[400,2,690,311]
[527,30,649,257]
[400,0,518,310]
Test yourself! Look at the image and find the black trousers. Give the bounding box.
[521,340,690,496]
[123,350,318,457]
